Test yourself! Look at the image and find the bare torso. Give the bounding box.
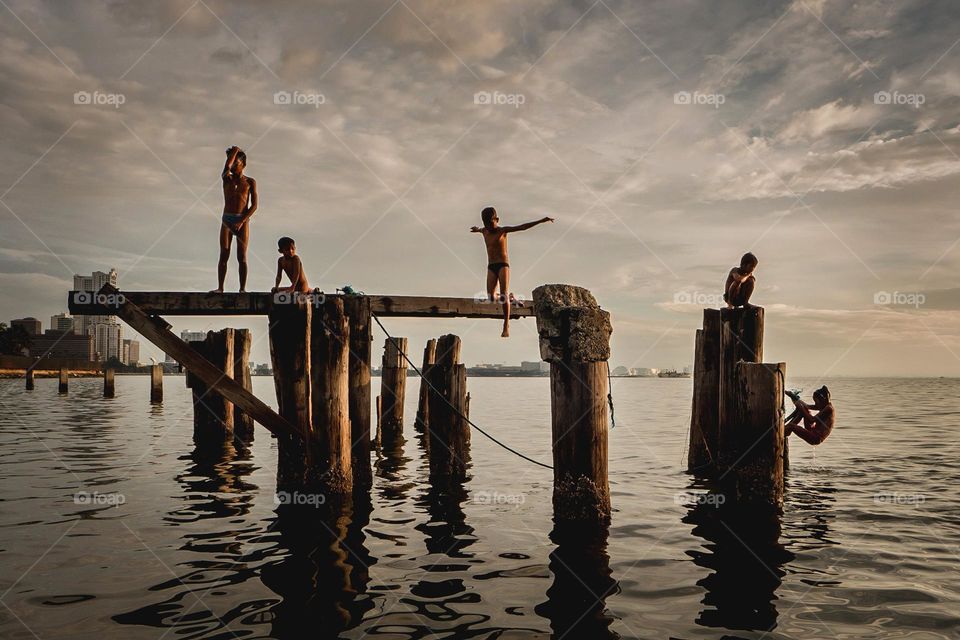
[482,228,509,264]
[223,174,253,214]
[278,256,310,292]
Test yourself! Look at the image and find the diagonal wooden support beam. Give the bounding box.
[98,284,302,441]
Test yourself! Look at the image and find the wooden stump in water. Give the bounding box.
[103,368,115,398]
[268,302,311,493]
[26,367,34,390]
[379,336,407,444]
[533,284,613,523]
[308,298,353,498]
[426,334,470,479]
[187,329,235,446]
[150,364,163,403]
[689,309,721,474]
[343,296,372,489]
[415,338,437,434]
[232,329,254,442]
[58,368,68,394]
[724,362,786,507]
[717,306,764,473]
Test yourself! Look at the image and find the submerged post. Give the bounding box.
[150,364,163,403]
[103,368,115,398]
[343,296,372,489]
[426,334,470,478]
[232,329,254,442]
[268,301,312,492]
[379,336,407,444]
[415,338,437,434]
[724,362,786,506]
[534,284,613,522]
[188,329,235,446]
[58,368,68,394]
[309,298,353,497]
[688,309,721,473]
[25,367,34,390]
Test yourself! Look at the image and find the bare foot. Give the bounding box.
[209,288,223,294]
[509,293,524,307]
[239,289,247,294]
[501,326,510,338]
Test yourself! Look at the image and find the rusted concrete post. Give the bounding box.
[533,284,612,522]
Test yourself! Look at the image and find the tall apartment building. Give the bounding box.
[73,269,121,361]
[50,313,75,333]
[122,339,140,366]
[10,317,42,335]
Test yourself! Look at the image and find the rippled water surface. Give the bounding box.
[1,375,958,639]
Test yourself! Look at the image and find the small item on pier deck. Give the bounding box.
[379,336,407,444]
[533,284,612,522]
[343,296,372,488]
[308,298,353,496]
[724,362,786,506]
[25,368,34,390]
[232,329,254,442]
[150,364,163,403]
[717,306,764,473]
[189,329,235,445]
[103,368,115,398]
[688,309,721,473]
[58,368,68,394]
[268,301,312,492]
[415,338,437,434]
[427,334,470,478]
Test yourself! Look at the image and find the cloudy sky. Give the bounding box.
[2,0,960,376]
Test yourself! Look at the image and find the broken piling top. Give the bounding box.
[532,284,612,363]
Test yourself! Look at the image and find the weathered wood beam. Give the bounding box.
[68,291,535,319]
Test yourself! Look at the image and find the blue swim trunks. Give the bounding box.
[222,213,245,232]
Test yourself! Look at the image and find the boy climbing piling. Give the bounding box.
[272,237,311,294]
[470,206,554,337]
[724,252,758,308]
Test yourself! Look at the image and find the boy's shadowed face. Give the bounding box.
[279,243,295,257]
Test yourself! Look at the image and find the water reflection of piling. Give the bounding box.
[536,520,620,639]
[683,490,793,633]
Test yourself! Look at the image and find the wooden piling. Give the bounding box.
[688,309,721,473]
[232,329,254,442]
[415,339,437,433]
[58,368,68,394]
[717,306,764,474]
[308,298,353,496]
[103,368,115,398]
[533,284,613,522]
[379,336,407,444]
[188,329,235,445]
[268,302,312,492]
[25,367,34,390]
[724,362,786,506]
[426,334,470,478]
[343,296,372,488]
[150,364,163,403]
[375,395,382,447]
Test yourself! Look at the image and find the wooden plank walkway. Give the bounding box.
[68,291,535,319]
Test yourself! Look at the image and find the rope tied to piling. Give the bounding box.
[371,313,554,470]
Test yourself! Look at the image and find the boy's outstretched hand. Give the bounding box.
[469,226,482,232]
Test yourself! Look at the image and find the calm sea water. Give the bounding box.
[0,375,957,639]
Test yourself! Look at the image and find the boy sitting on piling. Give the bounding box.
[272,237,311,294]
[724,252,758,308]
[470,206,554,337]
